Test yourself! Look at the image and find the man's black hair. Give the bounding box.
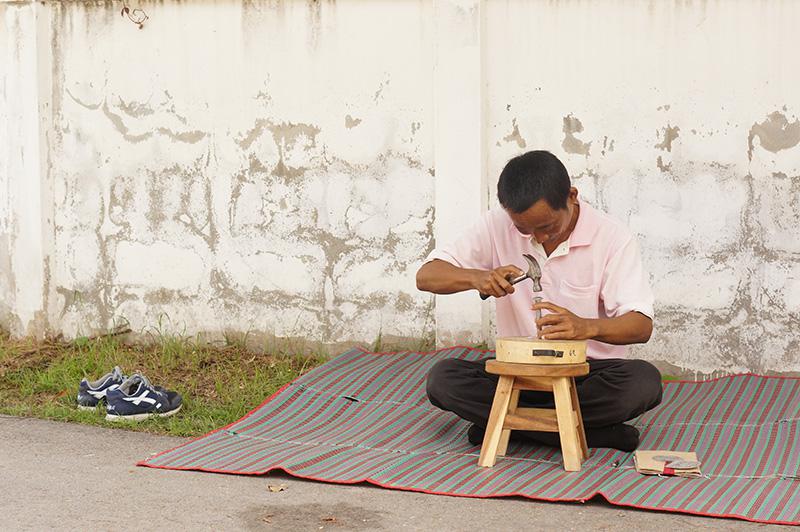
[497,150,571,213]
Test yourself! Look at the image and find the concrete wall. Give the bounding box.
[2,0,799,374]
[2,0,438,352]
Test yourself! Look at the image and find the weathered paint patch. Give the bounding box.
[561,114,591,155]
[66,89,206,145]
[345,114,362,129]
[654,124,680,152]
[747,111,800,160]
[502,118,526,148]
[600,136,614,156]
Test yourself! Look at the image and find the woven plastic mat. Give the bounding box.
[139,347,800,525]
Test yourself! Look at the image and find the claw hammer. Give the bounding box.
[480,253,543,304]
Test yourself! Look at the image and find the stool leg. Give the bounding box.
[478,375,514,467]
[552,377,583,472]
[570,377,589,460]
[497,389,520,456]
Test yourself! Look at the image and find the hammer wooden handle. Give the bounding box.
[479,274,530,300]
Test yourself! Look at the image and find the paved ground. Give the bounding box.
[0,415,786,531]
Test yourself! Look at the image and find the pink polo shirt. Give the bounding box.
[425,200,654,359]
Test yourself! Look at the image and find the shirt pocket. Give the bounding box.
[559,279,599,318]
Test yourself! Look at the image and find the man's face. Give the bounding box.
[507,188,579,245]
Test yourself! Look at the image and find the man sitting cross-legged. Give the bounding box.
[417,150,662,452]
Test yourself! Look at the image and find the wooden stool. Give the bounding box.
[477,360,590,472]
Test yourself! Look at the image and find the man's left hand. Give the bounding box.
[531,301,597,340]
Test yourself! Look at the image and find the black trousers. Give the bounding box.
[426,357,663,429]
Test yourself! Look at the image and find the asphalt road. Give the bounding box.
[0,415,783,531]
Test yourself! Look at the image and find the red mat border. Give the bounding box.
[138,346,800,526]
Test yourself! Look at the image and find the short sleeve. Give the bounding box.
[600,235,655,319]
[424,211,494,271]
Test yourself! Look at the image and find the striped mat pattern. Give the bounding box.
[140,347,800,525]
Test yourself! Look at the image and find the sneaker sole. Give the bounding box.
[105,404,182,422]
[77,404,99,411]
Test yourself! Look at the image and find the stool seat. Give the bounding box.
[478,360,590,472]
[486,360,589,377]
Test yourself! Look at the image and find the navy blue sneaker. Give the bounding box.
[77,366,126,410]
[105,373,182,422]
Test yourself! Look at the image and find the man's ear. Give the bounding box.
[568,187,579,205]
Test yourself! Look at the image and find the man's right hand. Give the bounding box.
[473,265,524,299]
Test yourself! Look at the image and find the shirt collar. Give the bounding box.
[568,199,598,248]
[508,198,598,248]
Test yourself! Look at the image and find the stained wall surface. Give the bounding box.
[483,1,800,373]
[3,0,438,351]
[1,0,798,373]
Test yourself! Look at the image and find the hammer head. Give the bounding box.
[522,253,542,292]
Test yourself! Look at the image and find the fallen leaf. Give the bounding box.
[267,484,286,492]
[322,517,336,522]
